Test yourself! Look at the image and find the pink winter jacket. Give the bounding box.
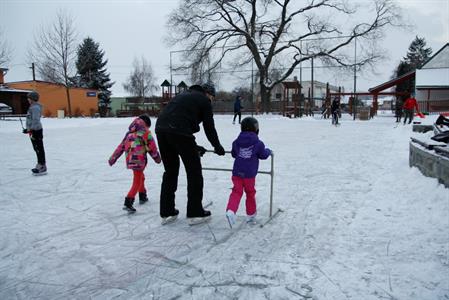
[109,118,161,170]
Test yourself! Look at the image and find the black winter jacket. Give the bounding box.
[155,87,221,148]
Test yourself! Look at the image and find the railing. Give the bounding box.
[418,100,449,115]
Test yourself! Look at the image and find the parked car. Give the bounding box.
[0,103,12,114]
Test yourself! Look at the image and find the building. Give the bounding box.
[415,43,449,113]
[109,97,127,116]
[7,80,99,117]
[0,68,31,115]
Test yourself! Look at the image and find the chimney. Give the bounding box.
[0,68,8,85]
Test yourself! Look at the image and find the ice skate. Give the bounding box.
[161,209,179,225]
[123,197,136,213]
[187,210,211,226]
[31,164,47,176]
[225,210,236,228]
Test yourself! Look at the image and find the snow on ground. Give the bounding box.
[0,113,447,300]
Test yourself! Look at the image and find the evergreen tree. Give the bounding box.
[395,36,432,97]
[76,37,114,116]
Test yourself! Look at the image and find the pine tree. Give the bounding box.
[76,37,114,116]
[395,36,432,97]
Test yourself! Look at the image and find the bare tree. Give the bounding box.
[0,28,12,67]
[123,56,158,101]
[28,10,78,116]
[167,0,402,112]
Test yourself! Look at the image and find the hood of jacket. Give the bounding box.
[235,131,259,147]
[128,118,147,133]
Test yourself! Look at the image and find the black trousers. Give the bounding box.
[157,132,205,218]
[403,109,414,124]
[233,111,241,123]
[31,129,46,165]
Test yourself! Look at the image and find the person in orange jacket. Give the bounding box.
[403,93,420,124]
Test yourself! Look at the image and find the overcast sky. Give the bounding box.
[1,0,448,97]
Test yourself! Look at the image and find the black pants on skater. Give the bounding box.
[157,132,206,218]
[233,111,241,124]
[403,109,414,124]
[31,129,46,165]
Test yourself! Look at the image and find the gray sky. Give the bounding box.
[1,0,448,97]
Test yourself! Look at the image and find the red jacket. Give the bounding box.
[403,97,419,111]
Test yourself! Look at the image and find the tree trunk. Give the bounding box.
[260,83,271,114]
[65,86,72,117]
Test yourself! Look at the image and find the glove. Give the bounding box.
[214,145,225,156]
[153,152,162,164]
[196,145,207,157]
[267,148,274,156]
[22,129,28,134]
[108,158,115,166]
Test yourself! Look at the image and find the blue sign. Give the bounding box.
[87,91,97,97]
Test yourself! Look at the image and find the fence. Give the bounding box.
[418,100,449,115]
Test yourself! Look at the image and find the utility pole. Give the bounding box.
[30,63,36,81]
[353,37,357,120]
[311,57,314,106]
[251,58,254,116]
[169,51,173,99]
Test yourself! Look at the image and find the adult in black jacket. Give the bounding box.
[156,83,225,224]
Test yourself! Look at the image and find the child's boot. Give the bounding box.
[123,197,136,213]
[139,192,148,204]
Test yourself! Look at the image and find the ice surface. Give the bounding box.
[0,113,447,299]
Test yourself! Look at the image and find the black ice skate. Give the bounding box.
[139,192,148,205]
[123,197,136,213]
[31,164,47,176]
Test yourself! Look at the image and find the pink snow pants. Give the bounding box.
[226,176,256,216]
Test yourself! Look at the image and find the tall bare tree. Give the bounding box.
[28,10,78,116]
[167,0,402,112]
[0,28,12,67]
[123,56,158,101]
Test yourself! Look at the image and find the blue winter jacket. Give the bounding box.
[231,131,271,178]
[234,98,242,112]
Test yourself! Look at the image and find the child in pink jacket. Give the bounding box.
[109,115,161,213]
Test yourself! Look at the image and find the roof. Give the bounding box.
[0,85,32,94]
[7,80,98,91]
[282,80,301,89]
[161,80,171,87]
[420,43,449,69]
[177,81,188,88]
[368,70,415,93]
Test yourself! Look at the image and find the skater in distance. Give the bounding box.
[225,116,272,228]
[109,115,161,213]
[156,82,225,225]
[23,91,47,175]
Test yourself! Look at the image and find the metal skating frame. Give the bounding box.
[203,150,279,220]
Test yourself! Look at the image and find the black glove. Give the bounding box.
[214,145,225,156]
[22,129,28,134]
[196,145,207,157]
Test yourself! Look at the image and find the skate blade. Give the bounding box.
[161,215,178,225]
[122,207,136,214]
[32,171,47,176]
[188,216,211,226]
[226,215,234,229]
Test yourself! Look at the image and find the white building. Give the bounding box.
[415,43,449,113]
